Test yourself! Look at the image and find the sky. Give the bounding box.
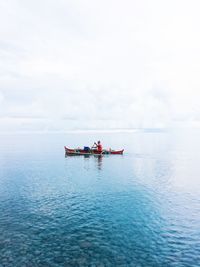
[0,0,200,132]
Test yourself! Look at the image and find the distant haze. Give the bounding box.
[0,0,200,132]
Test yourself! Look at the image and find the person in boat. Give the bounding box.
[92,140,103,153]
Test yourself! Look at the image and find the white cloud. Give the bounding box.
[0,0,200,131]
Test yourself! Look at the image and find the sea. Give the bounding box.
[0,129,200,267]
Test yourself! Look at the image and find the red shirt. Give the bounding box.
[97,144,102,152]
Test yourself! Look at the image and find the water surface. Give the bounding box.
[0,130,200,266]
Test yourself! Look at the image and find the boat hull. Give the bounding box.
[64,147,124,155]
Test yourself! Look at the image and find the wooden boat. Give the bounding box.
[64,146,124,156]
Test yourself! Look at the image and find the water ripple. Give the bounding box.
[0,132,200,266]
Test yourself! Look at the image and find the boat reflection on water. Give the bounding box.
[96,155,103,170]
[82,154,103,170]
[65,153,104,171]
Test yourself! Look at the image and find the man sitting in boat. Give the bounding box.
[92,141,103,153]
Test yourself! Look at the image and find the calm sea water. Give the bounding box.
[0,130,200,267]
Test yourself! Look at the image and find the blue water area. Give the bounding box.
[0,130,200,266]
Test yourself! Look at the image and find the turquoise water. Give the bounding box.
[0,131,200,266]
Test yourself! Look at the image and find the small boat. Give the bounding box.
[64,146,124,156]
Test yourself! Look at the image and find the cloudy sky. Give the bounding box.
[0,0,200,131]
